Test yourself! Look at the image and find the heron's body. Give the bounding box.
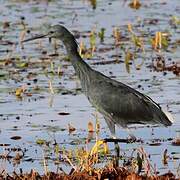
[23,25,172,136]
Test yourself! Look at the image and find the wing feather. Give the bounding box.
[88,71,172,127]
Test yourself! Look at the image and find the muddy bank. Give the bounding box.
[0,167,177,180]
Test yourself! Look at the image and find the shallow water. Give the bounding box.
[0,0,180,175]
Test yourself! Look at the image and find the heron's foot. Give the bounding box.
[112,135,117,139]
[128,134,137,142]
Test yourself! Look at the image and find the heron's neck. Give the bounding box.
[63,39,92,91]
[68,49,91,77]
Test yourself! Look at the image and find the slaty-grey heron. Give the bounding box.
[22,25,172,138]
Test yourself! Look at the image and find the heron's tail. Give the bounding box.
[152,105,173,126]
[162,109,174,125]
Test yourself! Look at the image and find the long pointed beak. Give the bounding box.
[21,33,49,43]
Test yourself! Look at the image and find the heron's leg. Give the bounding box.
[104,117,115,137]
[112,136,120,167]
[104,117,120,167]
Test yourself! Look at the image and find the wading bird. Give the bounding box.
[22,25,172,138]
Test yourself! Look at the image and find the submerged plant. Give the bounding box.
[124,50,134,73]
[90,28,96,56]
[113,27,121,46]
[151,32,169,50]
[129,0,141,9]
[89,0,97,9]
[127,23,144,52]
[123,23,145,73]
[98,28,105,43]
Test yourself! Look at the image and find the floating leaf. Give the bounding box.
[162,149,168,165]
[50,61,55,74]
[125,50,133,73]
[127,23,133,33]
[49,80,54,94]
[131,35,144,50]
[3,21,10,29]
[58,112,70,116]
[148,142,161,146]
[16,62,28,68]
[68,123,76,134]
[30,6,40,13]
[90,0,97,9]
[15,88,23,97]
[54,144,60,155]
[129,0,141,9]
[113,27,121,45]
[170,16,180,26]
[79,40,86,58]
[0,73,7,79]
[36,139,46,145]
[90,140,109,155]
[151,32,168,50]
[172,138,180,146]
[137,152,143,174]
[98,28,105,43]
[94,113,100,134]
[19,30,26,43]
[161,35,169,49]
[90,29,96,55]
[90,29,96,49]
[15,85,26,97]
[88,121,94,132]
[0,144,11,146]
[45,126,65,133]
[10,136,22,140]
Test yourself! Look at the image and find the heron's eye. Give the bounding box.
[49,31,54,34]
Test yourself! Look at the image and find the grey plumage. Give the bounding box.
[22,25,172,136]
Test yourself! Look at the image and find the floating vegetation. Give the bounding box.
[172,138,180,146]
[88,121,94,133]
[152,55,180,75]
[58,112,70,116]
[68,123,76,134]
[15,85,27,97]
[89,0,97,10]
[98,28,105,43]
[125,50,134,73]
[113,27,121,46]
[10,136,22,140]
[151,32,169,51]
[129,0,142,9]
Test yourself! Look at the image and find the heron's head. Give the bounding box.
[48,25,72,39]
[22,25,76,45]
